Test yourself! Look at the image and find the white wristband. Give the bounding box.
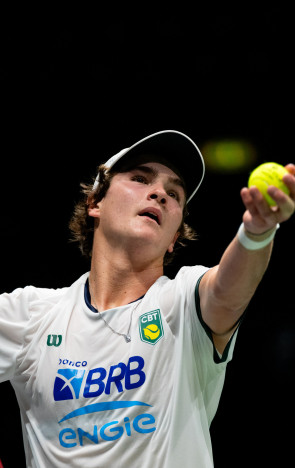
[237,223,280,250]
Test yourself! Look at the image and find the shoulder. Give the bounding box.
[164,265,209,293]
[152,265,209,311]
[1,273,89,318]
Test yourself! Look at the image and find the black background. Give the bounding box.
[1,4,294,467]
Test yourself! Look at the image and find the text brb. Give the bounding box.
[84,356,145,397]
[54,356,145,401]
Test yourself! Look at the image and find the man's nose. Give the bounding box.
[148,189,167,204]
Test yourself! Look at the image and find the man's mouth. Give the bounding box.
[138,210,161,225]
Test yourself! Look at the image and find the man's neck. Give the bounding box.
[89,244,163,312]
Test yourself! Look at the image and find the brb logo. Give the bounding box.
[54,356,156,448]
[54,368,86,401]
[54,356,145,401]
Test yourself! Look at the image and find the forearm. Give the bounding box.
[200,163,294,342]
[213,229,273,311]
[201,225,275,335]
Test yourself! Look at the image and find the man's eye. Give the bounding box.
[168,191,178,200]
[131,175,147,183]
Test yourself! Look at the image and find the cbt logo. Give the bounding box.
[54,356,145,401]
[139,309,164,345]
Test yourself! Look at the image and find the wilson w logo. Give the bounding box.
[47,334,62,347]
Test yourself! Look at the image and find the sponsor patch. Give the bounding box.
[139,309,163,345]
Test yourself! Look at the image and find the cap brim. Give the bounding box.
[107,130,205,203]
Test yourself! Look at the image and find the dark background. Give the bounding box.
[1,5,294,467]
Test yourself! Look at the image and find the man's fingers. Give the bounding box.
[240,163,295,233]
[267,185,294,220]
[248,186,277,218]
[282,170,295,200]
[240,187,278,232]
[285,163,295,175]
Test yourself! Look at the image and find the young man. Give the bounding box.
[0,130,294,468]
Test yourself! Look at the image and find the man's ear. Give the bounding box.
[87,196,101,219]
[167,232,180,253]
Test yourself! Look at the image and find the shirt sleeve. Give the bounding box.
[160,266,239,425]
[0,287,31,382]
[162,266,240,365]
[194,273,241,364]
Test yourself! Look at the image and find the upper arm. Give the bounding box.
[0,288,30,382]
[198,267,245,354]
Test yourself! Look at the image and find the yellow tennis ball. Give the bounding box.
[248,162,290,206]
[143,324,160,341]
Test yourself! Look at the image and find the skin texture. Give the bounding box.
[88,163,185,311]
[88,161,295,353]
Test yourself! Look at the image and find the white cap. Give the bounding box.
[93,130,205,203]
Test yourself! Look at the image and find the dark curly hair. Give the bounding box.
[69,164,197,265]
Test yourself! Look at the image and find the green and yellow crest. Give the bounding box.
[139,309,164,345]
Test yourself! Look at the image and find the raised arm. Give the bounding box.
[199,164,295,353]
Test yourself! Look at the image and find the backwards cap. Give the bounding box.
[93,130,205,203]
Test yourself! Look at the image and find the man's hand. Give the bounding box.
[240,163,295,234]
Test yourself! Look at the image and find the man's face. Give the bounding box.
[89,162,186,261]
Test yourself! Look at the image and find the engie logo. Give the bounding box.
[139,309,163,345]
[58,402,156,448]
[54,356,156,449]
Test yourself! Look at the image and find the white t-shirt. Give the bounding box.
[0,266,238,468]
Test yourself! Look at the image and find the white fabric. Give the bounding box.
[0,266,238,468]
